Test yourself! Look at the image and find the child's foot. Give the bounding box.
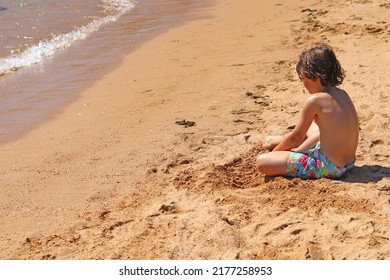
[264,135,284,151]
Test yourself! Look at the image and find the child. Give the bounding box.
[256,43,359,179]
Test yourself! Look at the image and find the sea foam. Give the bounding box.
[0,0,136,75]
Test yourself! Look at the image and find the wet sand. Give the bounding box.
[0,0,389,259]
[0,0,212,144]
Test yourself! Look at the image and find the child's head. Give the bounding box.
[296,43,345,87]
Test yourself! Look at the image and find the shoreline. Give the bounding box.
[1,0,389,259]
[0,0,213,145]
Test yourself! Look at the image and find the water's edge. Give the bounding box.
[0,0,214,145]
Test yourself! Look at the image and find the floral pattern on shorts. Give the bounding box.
[286,143,354,179]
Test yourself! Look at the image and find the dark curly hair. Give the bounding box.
[296,43,345,86]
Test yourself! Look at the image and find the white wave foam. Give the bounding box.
[0,0,136,74]
[101,0,135,14]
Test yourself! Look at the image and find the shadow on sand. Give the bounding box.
[263,164,390,184]
[342,164,390,184]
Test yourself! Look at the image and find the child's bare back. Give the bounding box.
[311,87,358,168]
[256,43,359,179]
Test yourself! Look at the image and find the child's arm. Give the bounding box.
[273,96,318,151]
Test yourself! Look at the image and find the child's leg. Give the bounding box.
[264,122,319,151]
[256,151,291,176]
[307,121,319,137]
[293,122,319,152]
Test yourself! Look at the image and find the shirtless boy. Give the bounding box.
[256,43,359,179]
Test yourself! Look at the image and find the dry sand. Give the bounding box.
[0,0,389,260]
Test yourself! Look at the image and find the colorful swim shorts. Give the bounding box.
[286,143,355,179]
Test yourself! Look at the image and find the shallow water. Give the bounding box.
[0,0,212,144]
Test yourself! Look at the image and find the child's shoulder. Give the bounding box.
[309,89,343,102]
[305,92,329,104]
[303,92,336,112]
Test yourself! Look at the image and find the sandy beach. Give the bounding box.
[1,0,389,260]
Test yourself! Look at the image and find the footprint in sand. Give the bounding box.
[245,91,270,107]
[306,242,325,260]
[370,139,384,147]
[159,202,178,214]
